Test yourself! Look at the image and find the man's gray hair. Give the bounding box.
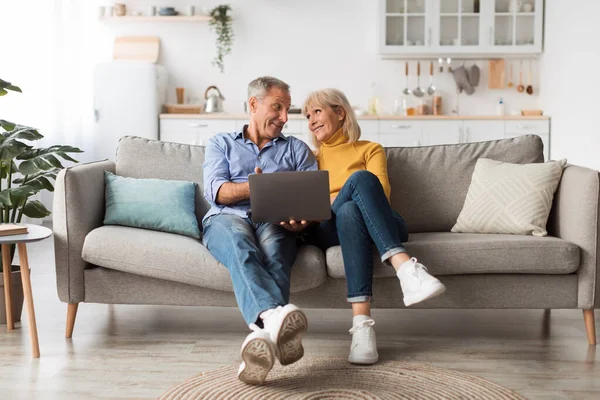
[248,76,290,100]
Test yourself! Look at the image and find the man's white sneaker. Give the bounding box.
[261,304,308,366]
[238,324,276,385]
[348,317,378,365]
[397,257,446,307]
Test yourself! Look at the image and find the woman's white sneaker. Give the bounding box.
[397,257,446,307]
[348,316,379,365]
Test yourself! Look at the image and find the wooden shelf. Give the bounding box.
[99,15,211,22]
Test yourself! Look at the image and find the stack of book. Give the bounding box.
[0,224,28,236]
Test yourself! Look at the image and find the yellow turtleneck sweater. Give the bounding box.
[317,128,391,202]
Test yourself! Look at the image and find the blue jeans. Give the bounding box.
[309,170,409,303]
[202,214,297,326]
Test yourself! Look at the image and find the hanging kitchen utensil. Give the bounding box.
[469,62,480,87]
[413,61,425,97]
[517,60,525,93]
[452,66,474,95]
[488,59,505,89]
[402,62,412,96]
[446,57,453,73]
[427,61,436,95]
[526,60,534,95]
[507,61,514,88]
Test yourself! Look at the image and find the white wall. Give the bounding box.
[95,0,539,116]
[540,0,600,168]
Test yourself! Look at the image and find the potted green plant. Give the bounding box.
[0,78,83,324]
[209,5,234,73]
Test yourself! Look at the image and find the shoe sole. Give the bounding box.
[348,355,379,365]
[238,338,275,385]
[404,282,446,307]
[277,309,308,366]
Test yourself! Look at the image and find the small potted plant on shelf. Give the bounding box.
[209,4,234,73]
[0,78,83,325]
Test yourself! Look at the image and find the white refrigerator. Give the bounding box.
[93,61,168,161]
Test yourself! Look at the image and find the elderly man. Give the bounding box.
[202,76,317,385]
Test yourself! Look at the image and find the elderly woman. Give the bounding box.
[303,88,445,365]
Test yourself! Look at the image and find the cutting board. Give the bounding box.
[113,36,160,63]
[488,59,505,89]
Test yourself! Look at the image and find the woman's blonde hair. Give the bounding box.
[303,88,361,153]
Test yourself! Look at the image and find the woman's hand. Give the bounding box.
[280,219,309,232]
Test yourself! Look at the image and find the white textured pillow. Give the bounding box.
[451,158,567,237]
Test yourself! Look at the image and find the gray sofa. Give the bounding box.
[53,135,599,345]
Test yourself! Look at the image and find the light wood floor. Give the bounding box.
[0,236,599,400]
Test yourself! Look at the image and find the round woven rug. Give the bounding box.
[159,357,525,400]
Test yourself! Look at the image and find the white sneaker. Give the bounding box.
[348,317,379,365]
[261,304,308,366]
[397,257,446,307]
[238,324,276,385]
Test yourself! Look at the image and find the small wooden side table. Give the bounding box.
[1,224,52,358]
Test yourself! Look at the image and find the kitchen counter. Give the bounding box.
[159,113,550,121]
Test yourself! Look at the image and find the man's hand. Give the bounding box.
[254,167,262,174]
[280,219,309,232]
[330,194,337,205]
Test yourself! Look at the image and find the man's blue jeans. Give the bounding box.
[202,214,297,325]
[309,170,409,303]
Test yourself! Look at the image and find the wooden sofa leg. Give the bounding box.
[66,303,79,338]
[583,309,596,346]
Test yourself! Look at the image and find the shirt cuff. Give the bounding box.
[208,179,229,202]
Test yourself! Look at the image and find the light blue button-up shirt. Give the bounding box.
[202,128,318,223]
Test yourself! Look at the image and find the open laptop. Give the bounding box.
[249,170,331,224]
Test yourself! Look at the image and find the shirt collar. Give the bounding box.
[235,125,288,143]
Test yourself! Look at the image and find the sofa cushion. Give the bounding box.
[385,135,544,233]
[452,158,567,237]
[116,136,211,228]
[82,225,327,293]
[104,172,201,239]
[325,232,580,278]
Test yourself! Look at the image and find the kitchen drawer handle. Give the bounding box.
[188,123,209,128]
[516,124,534,130]
[391,124,412,129]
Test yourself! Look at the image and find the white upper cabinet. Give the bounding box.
[378,0,543,57]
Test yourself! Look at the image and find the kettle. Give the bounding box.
[204,85,225,113]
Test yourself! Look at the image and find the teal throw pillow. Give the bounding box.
[104,172,200,239]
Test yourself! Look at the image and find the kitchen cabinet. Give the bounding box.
[422,121,462,145]
[160,116,550,160]
[461,120,505,142]
[378,0,544,57]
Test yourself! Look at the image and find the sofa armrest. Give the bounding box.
[548,165,600,309]
[53,160,116,303]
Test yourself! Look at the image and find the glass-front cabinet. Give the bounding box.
[382,0,433,52]
[378,0,543,57]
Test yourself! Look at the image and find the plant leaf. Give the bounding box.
[0,120,16,131]
[6,85,22,93]
[0,160,17,180]
[0,88,7,96]
[13,168,60,185]
[17,145,83,175]
[16,176,54,192]
[22,200,51,219]
[0,186,37,207]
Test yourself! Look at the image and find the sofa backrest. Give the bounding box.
[386,135,544,232]
[116,134,544,233]
[116,136,211,227]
